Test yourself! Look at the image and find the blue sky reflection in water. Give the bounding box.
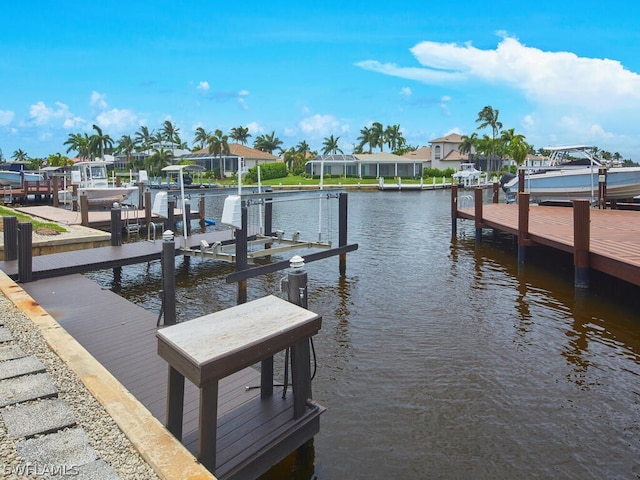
[87,190,640,479]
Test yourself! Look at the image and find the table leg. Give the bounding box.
[291,339,311,419]
[261,356,274,398]
[166,365,184,439]
[199,381,219,472]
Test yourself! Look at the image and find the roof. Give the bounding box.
[403,146,432,159]
[441,150,466,161]
[186,143,278,161]
[354,152,408,162]
[429,133,463,144]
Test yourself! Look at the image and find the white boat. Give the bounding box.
[501,145,640,204]
[61,160,137,204]
[0,163,44,187]
[452,163,484,187]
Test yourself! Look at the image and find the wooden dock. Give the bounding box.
[21,275,323,479]
[454,186,640,287]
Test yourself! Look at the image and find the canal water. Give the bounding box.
[87,189,640,479]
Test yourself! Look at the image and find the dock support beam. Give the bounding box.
[162,236,176,326]
[339,192,348,275]
[110,205,122,246]
[3,216,17,261]
[598,168,607,209]
[474,188,483,243]
[80,193,89,226]
[518,193,530,264]
[573,200,590,289]
[17,222,32,283]
[235,201,249,304]
[492,182,499,203]
[451,184,458,236]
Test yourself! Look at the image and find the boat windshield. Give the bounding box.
[88,166,107,179]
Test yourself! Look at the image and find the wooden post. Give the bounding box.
[3,216,17,261]
[598,167,607,209]
[162,237,176,326]
[80,193,89,226]
[474,187,483,243]
[573,199,590,289]
[52,176,59,207]
[451,184,458,235]
[138,182,144,209]
[17,222,32,283]
[198,382,219,471]
[518,192,530,264]
[72,184,78,212]
[110,205,122,246]
[518,168,525,194]
[166,366,184,440]
[338,192,348,275]
[144,190,152,229]
[166,197,175,232]
[492,182,499,203]
[184,200,191,236]
[199,195,205,228]
[236,201,248,304]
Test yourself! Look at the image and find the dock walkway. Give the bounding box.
[457,201,640,286]
[21,274,323,479]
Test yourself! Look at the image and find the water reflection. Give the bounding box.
[87,190,640,479]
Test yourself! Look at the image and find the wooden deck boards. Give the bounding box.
[458,203,640,284]
[21,274,322,479]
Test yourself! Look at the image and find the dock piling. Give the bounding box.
[518,193,530,264]
[17,222,32,283]
[573,200,590,289]
[474,188,484,243]
[3,216,17,261]
[451,184,458,235]
[110,204,122,246]
[161,232,177,326]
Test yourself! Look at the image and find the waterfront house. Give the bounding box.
[180,143,280,177]
[305,152,425,178]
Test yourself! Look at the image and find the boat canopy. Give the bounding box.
[161,164,206,173]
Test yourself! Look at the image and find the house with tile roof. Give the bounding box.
[305,152,425,178]
[428,133,470,171]
[180,143,280,177]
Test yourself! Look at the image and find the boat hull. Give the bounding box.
[503,167,640,203]
[0,171,44,187]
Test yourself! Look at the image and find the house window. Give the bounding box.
[435,145,441,160]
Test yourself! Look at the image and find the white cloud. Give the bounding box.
[197,81,210,92]
[440,96,452,116]
[299,114,342,138]
[29,101,74,125]
[238,90,249,110]
[0,110,14,126]
[90,91,108,110]
[359,33,640,114]
[95,108,138,132]
[400,87,412,97]
[246,122,263,135]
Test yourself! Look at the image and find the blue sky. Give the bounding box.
[2,0,640,160]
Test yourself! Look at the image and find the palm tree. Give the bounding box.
[11,149,28,162]
[148,147,173,174]
[115,135,136,170]
[63,132,91,160]
[384,124,404,152]
[229,126,251,145]
[371,122,385,152]
[134,126,153,155]
[321,135,343,155]
[459,133,478,159]
[296,140,310,156]
[357,126,375,154]
[207,129,230,177]
[193,127,211,150]
[509,136,530,166]
[162,120,179,154]
[253,131,282,154]
[88,124,113,160]
[475,105,503,172]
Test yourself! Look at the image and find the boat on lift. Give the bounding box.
[452,163,484,187]
[61,160,138,204]
[0,162,44,187]
[500,145,640,204]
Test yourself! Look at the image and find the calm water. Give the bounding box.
[88,189,640,479]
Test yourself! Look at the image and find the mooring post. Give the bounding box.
[518,169,525,194]
[474,187,483,243]
[3,216,17,261]
[80,193,89,226]
[110,203,122,246]
[138,182,144,209]
[518,192,530,264]
[285,255,312,419]
[573,199,590,289]
[235,201,249,304]
[52,176,59,207]
[17,222,32,283]
[72,184,78,212]
[144,190,152,228]
[184,199,191,237]
[199,195,205,229]
[162,230,177,326]
[598,167,607,209]
[166,196,175,233]
[338,192,348,275]
[492,182,499,203]
[451,184,458,235]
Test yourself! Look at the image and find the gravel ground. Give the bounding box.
[0,293,161,480]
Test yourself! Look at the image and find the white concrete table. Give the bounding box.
[156,294,322,473]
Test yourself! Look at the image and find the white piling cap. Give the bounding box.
[290,255,305,269]
[163,230,174,241]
